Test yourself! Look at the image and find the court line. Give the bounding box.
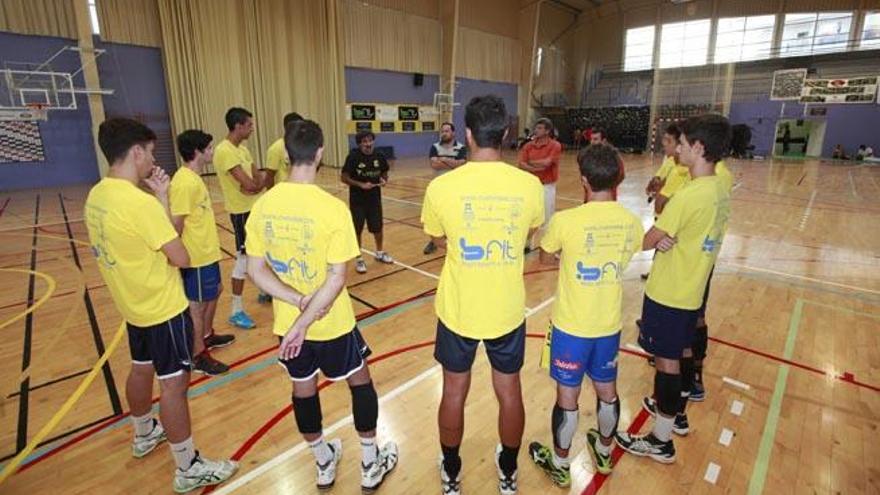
[348,293,378,310]
[6,369,91,398]
[747,299,802,495]
[16,195,39,453]
[581,409,651,495]
[847,170,860,199]
[801,298,880,318]
[797,190,817,231]
[721,261,880,296]
[0,269,56,331]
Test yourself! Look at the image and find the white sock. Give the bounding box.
[309,436,333,465]
[170,437,197,471]
[595,439,612,456]
[653,414,675,442]
[132,414,154,437]
[361,437,378,465]
[231,295,243,314]
[552,451,570,469]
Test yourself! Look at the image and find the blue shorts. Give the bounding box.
[550,327,620,386]
[278,327,372,381]
[127,310,194,379]
[181,262,221,302]
[639,295,698,359]
[434,320,526,374]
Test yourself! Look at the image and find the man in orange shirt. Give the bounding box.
[519,118,562,251]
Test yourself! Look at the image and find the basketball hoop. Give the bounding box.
[25,103,49,121]
[0,103,49,122]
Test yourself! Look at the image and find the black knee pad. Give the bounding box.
[654,371,681,417]
[680,356,695,392]
[292,394,322,434]
[693,325,708,361]
[350,382,378,432]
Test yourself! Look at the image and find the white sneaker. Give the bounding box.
[355,258,368,274]
[317,438,343,490]
[374,251,394,264]
[172,452,238,493]
[494,444,517,495]
[439,455,462,495]
[362,441,399,492]
[132,420,166,458]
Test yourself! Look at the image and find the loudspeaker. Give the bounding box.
[413,73,424,87]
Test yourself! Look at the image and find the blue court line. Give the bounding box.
[6,295,434,470]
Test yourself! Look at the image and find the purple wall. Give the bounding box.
[452,77,519,144]
[0,32,172,191]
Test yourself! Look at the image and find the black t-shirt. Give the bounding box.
[343,150,389,201]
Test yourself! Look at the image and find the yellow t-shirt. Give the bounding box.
[646,176,730,310]
[421,161,545,339]
[265,138,289,185]
[659,162,691,198]
[169,166,221,268]
[245,183,360,340]
[656,156,676,180]
[214,139,258,214]
[541,202,643,338]
[716,160,733,193]
[84,178,188,327]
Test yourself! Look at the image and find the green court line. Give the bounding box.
[802,299,880,319]
[747,298,803,495]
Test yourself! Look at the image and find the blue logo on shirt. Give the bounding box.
[701,236,717,253]
[266,252,317,281]
[575,261,620,282]
[459,237,517,262]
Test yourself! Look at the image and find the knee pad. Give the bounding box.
[232,253,248,279]
[654,371,681,417]
[350,382,378,432]
[552,404,578,451]
[680,356,695,392]
[292,394,322,434]
[596,397,620,438]
[693,325,708,361]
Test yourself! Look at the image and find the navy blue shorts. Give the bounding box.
[278,327,372,382]
[698,266,714,317]
[127,310,194,379]
[229,212,250,253]
[550,328,620,386]
[181,262,221,302]
[638,295,698,360]
[434,320,526,374]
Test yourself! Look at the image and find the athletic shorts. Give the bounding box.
[127,310,194,379]
[181,262,221,302]
[350,194,383,234]
[229,211,250,253]
[638,295,698,360]
[434,320,526,374]
[278,327,372,382]
[549,327,620,386]
[698,266,714,317]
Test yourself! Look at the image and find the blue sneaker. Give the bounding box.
[228,311,256,329]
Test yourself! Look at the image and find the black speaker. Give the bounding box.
[413,73,424,87]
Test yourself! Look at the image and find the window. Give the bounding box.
[88,0,100,35]
[624,26,655,71]
[714,15,776,63]
[659,19,711,68]
[780,12,852,57]
[860,12,880,49]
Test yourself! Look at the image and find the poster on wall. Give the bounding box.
[346,102,439,134]
[398,106,420,121]
[770,69,807,101]
[800,76,879,104]
[376,105,397,121]
[350,104,376,121]
[0,121,45,163]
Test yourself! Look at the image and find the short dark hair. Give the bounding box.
[534,117,554,132]
[591,127,606,139]
[176,129,213,162]
[577,144,621,192]
[225,107,253,131]
[283,112,304,130]
[465,95,507,148]
[285,120,324,165]
[440,122,455,131]
[681,114,732,164]
[355,131,375,145]
[98,118,157,165]
[664,123,682,141]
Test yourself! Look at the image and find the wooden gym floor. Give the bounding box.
[0,151,878,494]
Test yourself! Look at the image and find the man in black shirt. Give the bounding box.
[341,131,393,274]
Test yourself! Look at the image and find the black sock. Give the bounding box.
[441,444,461,478]
[499,444,520,475]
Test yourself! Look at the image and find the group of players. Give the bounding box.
[83,93,731,494]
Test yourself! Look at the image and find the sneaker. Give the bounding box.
[439,456,462,495]
[132,420,166,458]
[317,439,343,490]
[172,452,239,493]
[355,258,368,274]
[423,241,437,255]
[228,311,255,329]
[204,333,235,350]
[257,293,272,304]
[527,441,570,487]
[641,397,689,436]
[494,444,517,495]
[614,432,675,464]
[361,441,399,493]
[690,380,706,402]
[193,353,230,376]
[585,428,614,475]
[374,251,394,264]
